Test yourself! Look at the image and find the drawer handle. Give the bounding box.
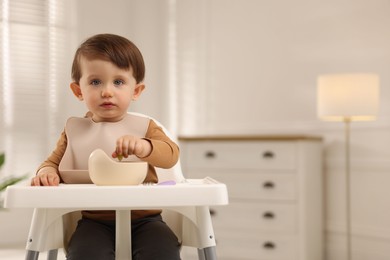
[263,241,276,250]
[205,151,216,159]
[263,212,275,219]
[262,151,275,159]
[263,181,275,189]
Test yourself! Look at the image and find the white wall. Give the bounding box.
[177,0,390,134]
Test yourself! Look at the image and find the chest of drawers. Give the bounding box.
[179,136,323,260]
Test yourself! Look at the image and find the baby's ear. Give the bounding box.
[132,83,145,100]
[70,82,83,100]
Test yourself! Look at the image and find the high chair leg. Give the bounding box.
[115,210,132,260]
[47,249,58,260]
[197,246,217,260]
[25,250,39,260]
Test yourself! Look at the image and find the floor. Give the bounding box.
[0,248,193,259]
[0,247,66,259]
[0,247,193,259]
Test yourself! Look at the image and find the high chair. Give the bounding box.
[4,113,228,260]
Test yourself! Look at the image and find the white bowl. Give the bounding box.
[88,149,147,186]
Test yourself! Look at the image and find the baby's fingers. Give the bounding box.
[31,176,41,186]
[48,174,60,186]
[31,175,47,186]
[116,138,136,158]
[39,174,51,186]
[31,173,59,186]
[116,138,124,157]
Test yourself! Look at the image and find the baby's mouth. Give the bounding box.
[100,102,116,108]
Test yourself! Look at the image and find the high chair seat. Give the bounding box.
[3,113,229,260]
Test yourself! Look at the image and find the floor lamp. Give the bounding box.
[317,73,379,260]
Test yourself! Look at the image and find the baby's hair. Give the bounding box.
[71,34,145,84]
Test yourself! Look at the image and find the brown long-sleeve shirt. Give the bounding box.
[37,118,180,220]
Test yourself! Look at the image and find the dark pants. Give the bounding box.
[66,214,181,260]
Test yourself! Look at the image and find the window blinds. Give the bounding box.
[0,0,69,177]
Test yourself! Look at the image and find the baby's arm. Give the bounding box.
[137,120,179,168]
[31,130,67,186]
[112,120,179,168]
[31,166,60,186]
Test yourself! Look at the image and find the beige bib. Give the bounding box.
[59,114,149,183]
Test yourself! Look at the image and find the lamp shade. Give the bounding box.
[317,73,379,121]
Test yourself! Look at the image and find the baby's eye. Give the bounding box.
[90,79,101,86]
[114,79,124,86]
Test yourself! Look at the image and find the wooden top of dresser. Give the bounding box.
[178,135,323,141]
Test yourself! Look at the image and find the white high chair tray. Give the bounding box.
[4,177,228,209]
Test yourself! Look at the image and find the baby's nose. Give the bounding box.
[101,85,114,97]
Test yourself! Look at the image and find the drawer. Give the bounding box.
[189,169,297,200]
[211,202,297,233]
[182,141,296,170]
[215,231,298,260]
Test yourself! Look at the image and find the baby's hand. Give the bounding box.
[112,135,152,160]
[31,167,60,186]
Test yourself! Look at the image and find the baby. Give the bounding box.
[31,34,181,260]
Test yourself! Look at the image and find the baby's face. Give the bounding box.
[76,57,144,122]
